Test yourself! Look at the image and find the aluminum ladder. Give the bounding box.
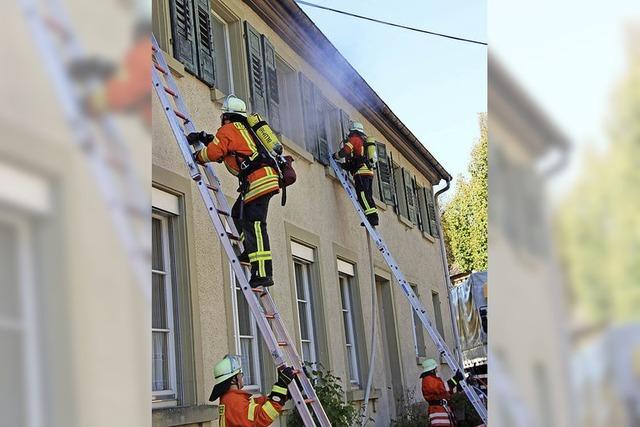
[19,0,151,300]
[329,157,488,424]
[151,35,331,427]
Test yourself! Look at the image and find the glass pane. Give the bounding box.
[347,347,356,382]
[152,217,164,271]
[302,341,311,364]
[339,279,348,310]
[294,262,305,299]
[342,311,351,345]
[236,288,251,336]
[152,273,167,329]
[298,301,309,340]
[152,331,169,391]
[0,329,25,426]
[240,339,253,385]
[211,15,231,95]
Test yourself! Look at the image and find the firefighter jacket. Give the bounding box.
[218,389,283,427]
[336,132,374,177]
[103,37,151,127]
[195,121,280,203]
[422,373,456,426]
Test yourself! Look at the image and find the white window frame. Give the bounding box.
[152,213,178,405]
[210,9,235,95]
[338,268,360,387]
[230,266,262,392]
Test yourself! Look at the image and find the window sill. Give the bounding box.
[422,231,436,243]
[280,135,314,164]
[374,197,387,211]
[152,398,178,409]
[210,87,228,104]
[398,215,415,229]
[347,388,380,402]
[152,404,218,426]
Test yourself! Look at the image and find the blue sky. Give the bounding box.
[297,0,487,192]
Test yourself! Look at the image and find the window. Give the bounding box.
[230,266,262,391]
[338,261,361,387]
[165,0,215,86]
[431,291,445,338]
[211,11,234,95]
[299,73,332,164]
[152,213,178,404]
[291,242,319,365]
[276,56,304,144]
[392,161,408,218]
[410,285,427,357]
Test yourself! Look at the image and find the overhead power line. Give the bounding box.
[295,0,488,46]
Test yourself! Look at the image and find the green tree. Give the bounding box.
[557,32,640,325]
[442,113,488,272]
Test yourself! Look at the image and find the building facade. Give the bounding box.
[151,1,456,425]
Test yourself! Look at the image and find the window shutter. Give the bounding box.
[416,183,430,233]
[261,35,281,132]
[299,73,318,157]
[403,169,417,224]
[315,90,330,165]
[376,143,394,205]
[340,109,351,136]
[425,187,439,238]
[169,0,198,74]
[193,0,215,86]
[244,22,267,116]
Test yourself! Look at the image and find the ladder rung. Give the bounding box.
[163,86,177,97]
[44,17,70,39]
[174,109,190,123]
[304,399,315,404]
[217,209,230,216]
[206,183,219,192]
[277,341,288,346]
[264,314,275,319]
[154,63,168,75]
[227,232,240,241]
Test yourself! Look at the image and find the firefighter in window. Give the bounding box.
[209,355,295,427]
[332,122,379,227]
[421,358,466,426]
[190,95,284,288]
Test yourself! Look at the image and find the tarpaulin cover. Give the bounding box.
[450,271,487,362]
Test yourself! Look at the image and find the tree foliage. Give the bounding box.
[557,35,640,325]
[442,114,488,273]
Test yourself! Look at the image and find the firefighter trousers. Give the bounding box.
[354,174,378,226]
[232,193,274,282]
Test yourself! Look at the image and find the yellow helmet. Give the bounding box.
[209,355,242,401]
[422,358,438,374]
[349,121,365,134]
[222,95,247,117]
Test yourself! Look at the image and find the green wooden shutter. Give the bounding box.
[299,73,318,156]
[403,169,417,224]
[315,90,330,165]
[261,35,281,132]
[416,183,430,233]
[244,22,267,116]
[340,109,351,136]
[425,187,438,237]
[169,0,198,74]
[376,143,394,205]
[193,0,215,86]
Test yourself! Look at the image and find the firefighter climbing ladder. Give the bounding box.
[329,157,489,424]
[151,35,330,427]
[19,0,150,299]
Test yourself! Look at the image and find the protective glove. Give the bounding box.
[332,152,340,160]
[447,370,466,390]
[187,131,214,146]
[193,148,207,165]
[268,365,295,404]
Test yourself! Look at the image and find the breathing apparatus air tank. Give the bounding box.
[247,113,283,156]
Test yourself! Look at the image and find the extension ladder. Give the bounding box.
[19,0,150,300]
[151,35,330,427]
[329,157,488,424]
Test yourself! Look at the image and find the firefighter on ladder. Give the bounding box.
[332,122,379,227]
[421,358,465,426]
[209,355,295,427]
[190,95,280,288]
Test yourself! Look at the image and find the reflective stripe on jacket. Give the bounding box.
[338,133,374,177]
[198,122,280,203]
[218,389,283,427]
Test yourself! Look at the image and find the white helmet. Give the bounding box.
[349,121,365,134]
[222,95,247,117]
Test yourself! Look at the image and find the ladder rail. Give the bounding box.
[329,158,488,424]
[152,36,330,427]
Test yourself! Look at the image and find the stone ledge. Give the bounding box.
[347,388,381,402]
[152,404,217,426]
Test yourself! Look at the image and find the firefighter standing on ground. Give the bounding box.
[421,358,465,426]
[191,96,280,288]
[209,355,295,427]
[332,122,379,226]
